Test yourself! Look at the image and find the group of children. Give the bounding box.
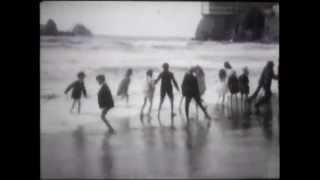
[218,61,250,106]
[217,60,278,114]
[64,60,278,132]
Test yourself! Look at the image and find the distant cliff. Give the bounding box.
[40,19,92,36]
[195,3,279,42]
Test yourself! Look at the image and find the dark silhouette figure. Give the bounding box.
[179,65,207,120]
[247,61,278,114]
[228,70,239,106]
[96,75,115,133]
[117,68,133,105]
[181,67,211,126]
[239,67,250,102]
[154,63,180,127]
[65,71,87,114]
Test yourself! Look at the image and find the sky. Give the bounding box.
[40,1,202,38]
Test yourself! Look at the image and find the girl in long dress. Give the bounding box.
[217,61,233,105]
[140,69,155,123]
[117,68,133,105]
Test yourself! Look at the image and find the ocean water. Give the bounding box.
[40,35,279,133]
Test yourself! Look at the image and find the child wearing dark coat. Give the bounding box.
[228,70,239,105]
[65,71,87,113]
[96,75,115,133]
[182,67,211,126]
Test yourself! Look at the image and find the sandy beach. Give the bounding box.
[41,36,279,178]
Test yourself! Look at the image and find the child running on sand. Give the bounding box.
[117,68,133,105]
[154,62,180,125]
[140,69,155,123]
[64,71,87,114]
[96,75,115,133]
[247,61,278,114]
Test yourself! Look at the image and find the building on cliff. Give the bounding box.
[195,2,279,42]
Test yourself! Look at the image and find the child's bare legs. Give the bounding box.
[147,96,153,116]
[185,97,192,126]
[101,108,115,133]
[140,97,147,114]
[179,96,184,111]
[77,99,81,114]
[194,96,211,120]
[241,94,243,103]
[144,97,153,123]
[70,99,77,113]
[140,97,147,123]
[222,93,225,105]
[157,96,165,125]
[125,94,129,105]
[169,96,175,127]
[195,103,199,120]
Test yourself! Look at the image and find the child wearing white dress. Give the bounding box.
[140,69,155,123]
[217,61,233,104]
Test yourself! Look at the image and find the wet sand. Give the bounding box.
[41,37,279,178]
[41,96,279,178]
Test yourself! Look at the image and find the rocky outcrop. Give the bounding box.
[40,19,93,37]
[41,19,58,36]
[71,24,92,36]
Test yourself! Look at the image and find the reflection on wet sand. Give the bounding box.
[42,97,279,178]
[185,119,210,177]
[101,132,115,178]
[72,126,86,177]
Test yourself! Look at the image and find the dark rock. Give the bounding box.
[40,19,93,37]
[41,19,58,36]
[72,24,92,36]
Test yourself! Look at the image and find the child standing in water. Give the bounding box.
[64,71,87,114]
[117,68,133,105]
[96,75,115,133]
[228,70,240,105]
[239,67,250,102]
[179,65,207,116]
[217,61,233,104]
[140,69,155,123]
[182,67,211,126]
[154,62,180,126]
